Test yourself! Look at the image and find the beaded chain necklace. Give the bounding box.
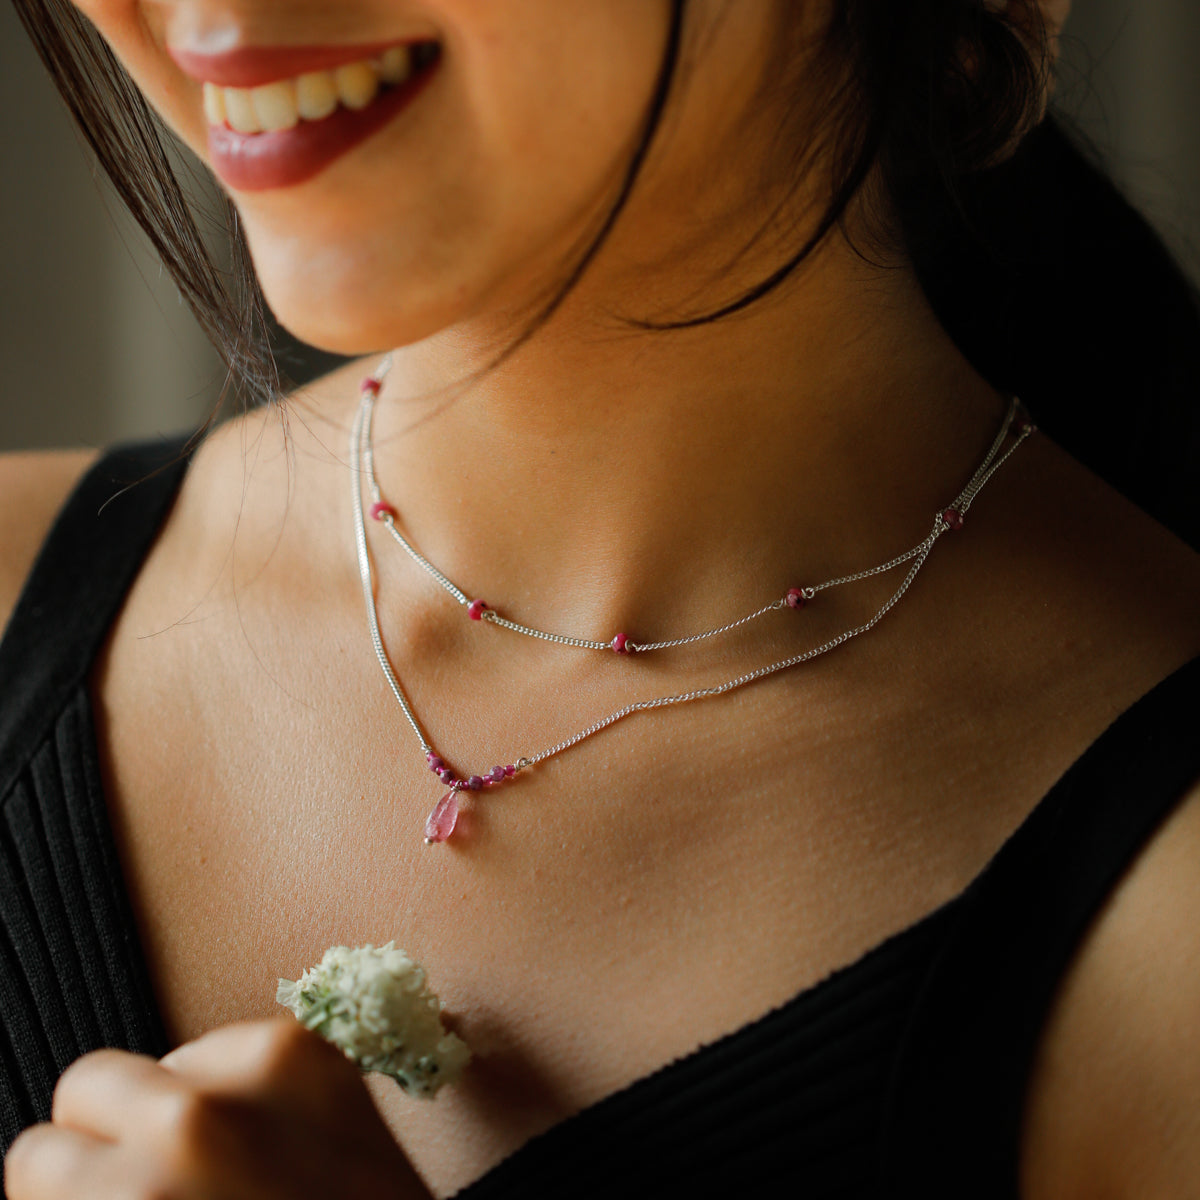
[350,355,1034,844]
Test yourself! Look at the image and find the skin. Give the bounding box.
[3,1,1200,1197]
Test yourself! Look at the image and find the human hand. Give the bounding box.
[4,1018,431,1200]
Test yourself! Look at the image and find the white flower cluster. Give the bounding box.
[277,942,471,1098]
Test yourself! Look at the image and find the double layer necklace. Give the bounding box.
[350,356,1034,844]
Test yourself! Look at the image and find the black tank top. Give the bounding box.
[1,438,1198,1198]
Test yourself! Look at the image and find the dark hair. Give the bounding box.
[11,0,1199,546]
[10,0,282,427]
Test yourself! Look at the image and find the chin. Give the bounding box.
[269,300,438,358]
[253,247,476,357]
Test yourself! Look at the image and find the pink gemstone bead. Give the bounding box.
[360,378,382,395]
[467,775,484,791]
[424,790,459,844]
[504,764,516,777]
[611,633,631,654]
[786,588,808,610]
[468,599,488,621]
[369,501,397,521]
[437,766,454,783]
[490,766,506,782]
[942,508,964,531]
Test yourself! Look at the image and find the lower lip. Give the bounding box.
[207,58,440,192]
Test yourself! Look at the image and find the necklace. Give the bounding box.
[358,355,1029,656]
[350,361,1034,845]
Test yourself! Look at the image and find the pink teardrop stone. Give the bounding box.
[424,790,459,844]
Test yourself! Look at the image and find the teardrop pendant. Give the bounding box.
[424,789,459,844]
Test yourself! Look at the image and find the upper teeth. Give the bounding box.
[203,45,415,133]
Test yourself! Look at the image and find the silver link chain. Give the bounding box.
[524,520,944,767]
[480,612,611,650]
[361,353,1025,653]
[352,394,433,756]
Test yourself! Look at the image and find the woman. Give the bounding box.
[2,1,1199,1197]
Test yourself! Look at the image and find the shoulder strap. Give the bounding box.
[879,654,1200,1197]
[0,436,193,802]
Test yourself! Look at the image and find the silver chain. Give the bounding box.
[524,530,938,766]
[352,393,434,756]
[351,361,1033,789]
[362,353,1026,655]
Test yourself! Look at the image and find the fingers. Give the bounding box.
[158,1016,317,1080]
[160,1017,361,1104]
[47,1023,363,1149]
[7,1021,428,1200]
[4,1123,110,1200]
[51,1049,187,1143]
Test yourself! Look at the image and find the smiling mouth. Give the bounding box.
[184,39,443,192]
[201,41,441,134]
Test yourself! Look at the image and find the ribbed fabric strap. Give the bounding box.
[879,654,1200,1198]
[0,437,193,799]
[0,435,193,1149]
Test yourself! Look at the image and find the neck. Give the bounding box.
[303,235,1006,641]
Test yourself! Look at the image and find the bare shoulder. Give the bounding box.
[1020,771,1200,1200]
[985,431,1200,710]
[978,433,1200,1198]
[0,448,100,636]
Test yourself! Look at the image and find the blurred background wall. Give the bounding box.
[1,1,1198,452]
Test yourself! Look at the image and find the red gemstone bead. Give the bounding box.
[468,599,488,620]
[942,508,964,531]
[490,766,506,782]
[611,633,631,654]
[369,501,397,522]
[467,775,484,791]
[504,764,517,777]
[424,790,459,844]
[786,588,808,610]
[360,378,382,395]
